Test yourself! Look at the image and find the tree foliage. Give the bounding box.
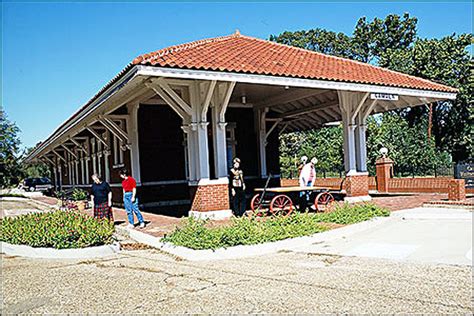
[0,109,24,187]
[271,13,472,171]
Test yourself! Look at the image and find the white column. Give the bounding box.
[80,152,85,185]
[74,160,79,185]
[212,107,228,178]
[255,108,267,177]
[338,91,359,175]
[104,151,111,182]
[127,103,141,183]
[190,82,210,180]
[85,158,90,184]
[355,112,368,172]
[53,166,58,188]
[182,124,197,182]
[58,165,62,188]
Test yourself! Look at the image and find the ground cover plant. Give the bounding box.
[0,193,28,198]
[163,203,389,250]
[0,210,115,249]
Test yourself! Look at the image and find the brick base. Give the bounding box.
[345,174,369,197]
[189,181,230,212]
[448,179,466,201]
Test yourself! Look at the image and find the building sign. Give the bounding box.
[454,162,474,188]
[370,93,399,101]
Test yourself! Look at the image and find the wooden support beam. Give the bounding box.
[158,80,193,115]
[145,81,188,120]
[40,155,56,166]
[86,127,109,148]
[276,100,338,118]
[201,80,216,121]
[68,138,87,153]
[362,99,378,120]
[60,144,78,159]
[351,92,370,122]
[52,149,67,163]
[99,117,129,143]
[265,119,282,139]
[254,89,327,109]
[219,81,236,122]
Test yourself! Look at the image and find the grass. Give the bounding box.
[0,193,28,198]
[163,203,389,250]
[0,210,115,249]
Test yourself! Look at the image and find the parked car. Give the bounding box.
[22,177,53,192]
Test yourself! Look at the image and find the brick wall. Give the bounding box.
[387,177,452,193]
[190,183,230,212]
[281,177,376,191]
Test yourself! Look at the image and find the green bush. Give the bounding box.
[0,210,115,249]
[71,188,88,201]
[163,203,389,250]
[0,193,27,198]
[314,203,390,225]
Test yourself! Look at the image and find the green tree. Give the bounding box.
[271,13,472,164]
[0,109,24,187]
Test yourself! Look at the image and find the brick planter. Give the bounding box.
[448,179,466,201]
[345,174,369,197]
[188,179,231,219]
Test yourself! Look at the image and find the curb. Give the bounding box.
[0,241,120,259]
[115,216,392,261]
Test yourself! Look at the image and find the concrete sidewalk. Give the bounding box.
[293,207,472,266]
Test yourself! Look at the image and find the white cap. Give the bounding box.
[301,155,308,162]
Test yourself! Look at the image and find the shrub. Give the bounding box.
[71,189,88,201]
[163,203,389,250]
[0,210,115,249]
[314,203,390,224]
[163,214,329,250]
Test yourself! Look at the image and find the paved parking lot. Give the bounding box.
[1,249,472,314]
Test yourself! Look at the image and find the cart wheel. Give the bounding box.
[314,192,335,212]
[250,194,265,217]
[250,194,262,211]
[270,195,294,217]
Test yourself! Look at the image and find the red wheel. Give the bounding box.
[250,194,262,211]
[250,194,265,217]
[314,192,335,212]
[269,194,294,217]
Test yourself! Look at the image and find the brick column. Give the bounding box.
[345,173,369,198]
[376,157,393,193]
[448,179,466,201]
[188,179,232,219]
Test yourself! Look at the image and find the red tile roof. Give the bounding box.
[133,32,456,93]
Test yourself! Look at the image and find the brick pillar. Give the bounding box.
[376,157,393,193]
[448,179,466,201]
[345,173,369,197]
[188,179,232,219]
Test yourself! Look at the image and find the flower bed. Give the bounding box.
[0,210,115,249]
[162,203,389,250]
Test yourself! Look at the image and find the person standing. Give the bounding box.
[298,157,318,211]
[230,157,246,217]
[90,173,113,221]
[119,169,145,229]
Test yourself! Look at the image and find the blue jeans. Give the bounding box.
[123,192,144,225]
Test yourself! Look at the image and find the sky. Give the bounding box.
[2,1,472,150]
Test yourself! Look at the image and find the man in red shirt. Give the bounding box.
[120,169,145,228]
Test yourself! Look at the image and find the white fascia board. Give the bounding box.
[26,66,141,162]
[136,65,457,101]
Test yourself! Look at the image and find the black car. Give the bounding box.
[23,177,53,192]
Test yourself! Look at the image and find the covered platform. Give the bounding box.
[25,31,457,218]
